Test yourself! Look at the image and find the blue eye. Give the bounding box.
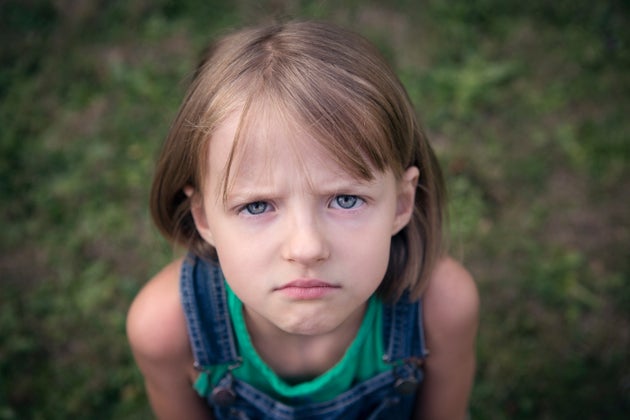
[332,195,362,209]
[242,201,269,215]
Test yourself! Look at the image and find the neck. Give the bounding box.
[243,303,367,380]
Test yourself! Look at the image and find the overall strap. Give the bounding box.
[382,292,429,363]
[180,254,240,368]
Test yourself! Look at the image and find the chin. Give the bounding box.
[278,315,341,336]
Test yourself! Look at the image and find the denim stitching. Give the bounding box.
[183,257,425,418]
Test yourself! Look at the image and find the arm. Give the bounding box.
[126,259,213,420]
[413,257,479,420]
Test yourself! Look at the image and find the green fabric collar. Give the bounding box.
[194,283,389,403]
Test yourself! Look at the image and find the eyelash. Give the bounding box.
[330,195,364,210]
[237,195,365,216]
[239,201,270,216]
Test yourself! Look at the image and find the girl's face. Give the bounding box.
[191,109,418,338]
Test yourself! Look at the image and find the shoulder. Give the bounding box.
[422,257,479,345]
[126,258,191,364]
[127,258,214,419]
[412,257,478,419]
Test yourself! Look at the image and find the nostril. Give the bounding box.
[283,225,330,264]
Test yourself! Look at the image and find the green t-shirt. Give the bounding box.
[194,283,390,404]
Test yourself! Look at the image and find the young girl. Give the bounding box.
[127,20,478,419]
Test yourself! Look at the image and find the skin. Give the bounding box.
[414,258,479,419]
[190,111,416,376]
[127,110,479,419]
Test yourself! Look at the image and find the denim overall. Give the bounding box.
[180,254,428,419]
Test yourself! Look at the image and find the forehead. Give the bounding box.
[208,107,350,180]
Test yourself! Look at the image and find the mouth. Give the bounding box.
[274,279,340,299]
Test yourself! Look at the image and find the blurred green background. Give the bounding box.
[1,0,628,418]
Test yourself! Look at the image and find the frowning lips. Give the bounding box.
[274,279,341,299]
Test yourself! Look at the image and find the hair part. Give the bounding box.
[150,20,446,301]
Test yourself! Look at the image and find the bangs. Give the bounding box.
[217,64,402,202]
[150,21,445,300]
[269,61,400,178]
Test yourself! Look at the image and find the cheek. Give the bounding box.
[339,227,392,276]
[212,231,248,262]
[211,227,272,273]
[213,243,256,292]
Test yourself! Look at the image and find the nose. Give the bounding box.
[282,211,330,265]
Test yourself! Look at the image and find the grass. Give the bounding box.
[1,0,628,418]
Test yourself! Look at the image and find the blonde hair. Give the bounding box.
[150,20,446,301]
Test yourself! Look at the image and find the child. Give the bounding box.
[127,20,479,419]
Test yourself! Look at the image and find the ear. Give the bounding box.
[185,186,216,246]
[392,166,419,235]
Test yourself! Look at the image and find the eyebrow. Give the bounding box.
[224,176,380,201]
